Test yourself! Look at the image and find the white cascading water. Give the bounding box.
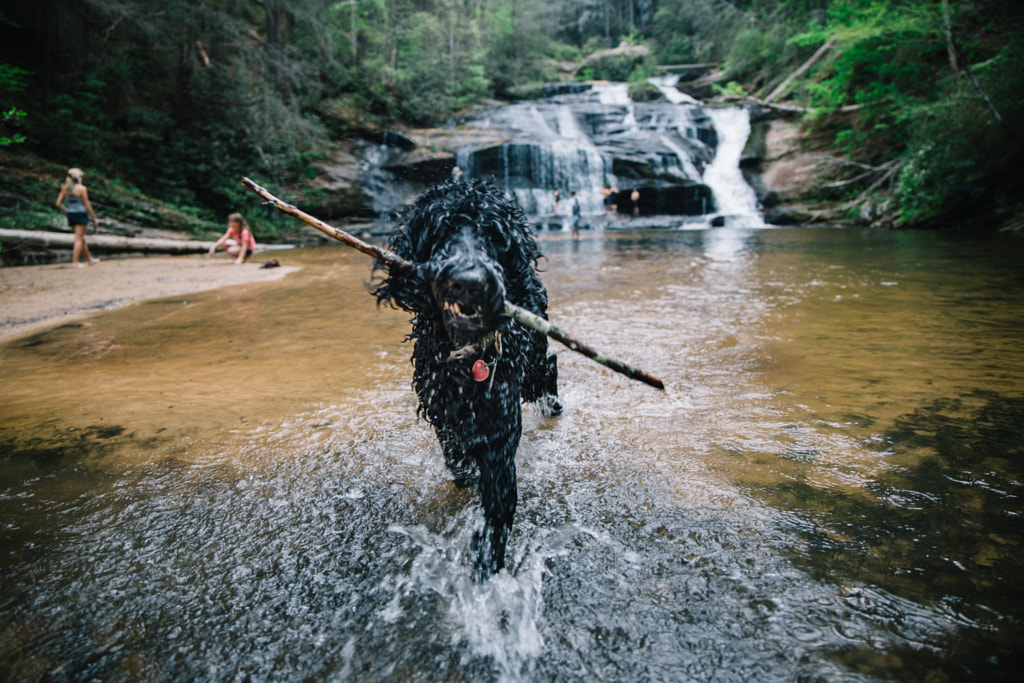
[648,74,701,106]
[443,82,765,226]
[703,107,765,227]
[456,104,608,216]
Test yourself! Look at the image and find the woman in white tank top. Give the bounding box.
[55,167,100,267]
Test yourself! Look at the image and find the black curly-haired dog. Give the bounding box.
[373,179,562,578]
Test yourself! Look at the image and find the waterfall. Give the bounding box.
[704,108,765,227]
[647,74,701,106]
[456,102,609,216]
[443,86,763,225]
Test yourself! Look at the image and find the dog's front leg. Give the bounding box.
[467,400,523,579]
[542,352,563,417]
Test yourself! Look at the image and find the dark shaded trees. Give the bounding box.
[2,0,1021,230]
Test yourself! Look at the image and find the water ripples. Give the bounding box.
[3,230,1024,680]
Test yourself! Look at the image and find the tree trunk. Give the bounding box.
[350,0,358,66]
[266,0,285,45]
[449,0,456,76]
[604,1,611,47]
[174,22,198,118]
[941,0,959,77]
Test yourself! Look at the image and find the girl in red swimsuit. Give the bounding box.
[208,213,256,264]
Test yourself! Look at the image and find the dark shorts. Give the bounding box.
[67,211,89,227]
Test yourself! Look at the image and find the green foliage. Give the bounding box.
[650,0,819,80]
[1,0,1020,233]
[789,1,1024,227]
[577,45,655,83]
[713,81,749,99]
[895,35,1024,226]
[0,63,29,145]
[723,25,797,88]
[38,75,110,162]
[646,0,1024,229]
[628,80,662,102]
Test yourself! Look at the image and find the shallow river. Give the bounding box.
[2,226,1023,681]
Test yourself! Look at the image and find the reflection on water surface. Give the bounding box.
[2,227,1023,681]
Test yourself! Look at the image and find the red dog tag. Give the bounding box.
[472,359,490,382]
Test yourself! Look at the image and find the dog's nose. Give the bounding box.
[447,265,490,297]
[433,259,506,324]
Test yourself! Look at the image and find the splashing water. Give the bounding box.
[387,512,596,682]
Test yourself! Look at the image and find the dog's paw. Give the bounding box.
[451,466,479,489]
[538,394,563,418]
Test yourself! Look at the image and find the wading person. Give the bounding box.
[208,212,256,265]
[55,168,100,267]
[570,191,581,239]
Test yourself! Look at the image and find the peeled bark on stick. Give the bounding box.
[241,177,666,391]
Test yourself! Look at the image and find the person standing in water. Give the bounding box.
[570,191,581,239]
[208,213,257,265]
[55,168,100,267]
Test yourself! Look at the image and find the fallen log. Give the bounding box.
[746,98,876,117]
[242,177,666,391]
[657,63,719,71]
[0,228,218,254]
[764,40,836,104]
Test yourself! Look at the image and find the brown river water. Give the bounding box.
[2,226,1023,681]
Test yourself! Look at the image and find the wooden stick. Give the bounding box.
[242,177,411,272]
[242,177,666,390]
[502,303,665,390]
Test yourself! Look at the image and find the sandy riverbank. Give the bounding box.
[0,255,300,343]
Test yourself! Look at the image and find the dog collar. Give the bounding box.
[448,330,499,361]
[448,331,503,385]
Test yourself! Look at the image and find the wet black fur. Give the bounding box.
[373,179,560,577]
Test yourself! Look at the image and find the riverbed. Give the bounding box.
[2,226,1022,681]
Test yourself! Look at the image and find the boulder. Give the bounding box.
[307,144,376,219]
[740,118,857,225]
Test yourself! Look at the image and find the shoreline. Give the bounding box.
[0,255,299,344]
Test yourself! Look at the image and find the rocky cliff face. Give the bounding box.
[454,82,717,216]
[318,81,722,221]
[741,107,865,226]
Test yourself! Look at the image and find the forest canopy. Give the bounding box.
[1,0,1021,231]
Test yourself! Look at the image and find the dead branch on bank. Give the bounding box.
[817,157,902,191]
[837,160,904,213]
[763,41,836,104]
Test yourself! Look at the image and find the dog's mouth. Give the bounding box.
[442,299,486,327]
[438,291,498,342]
[425,238,507,345]
[432,268,505,344]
